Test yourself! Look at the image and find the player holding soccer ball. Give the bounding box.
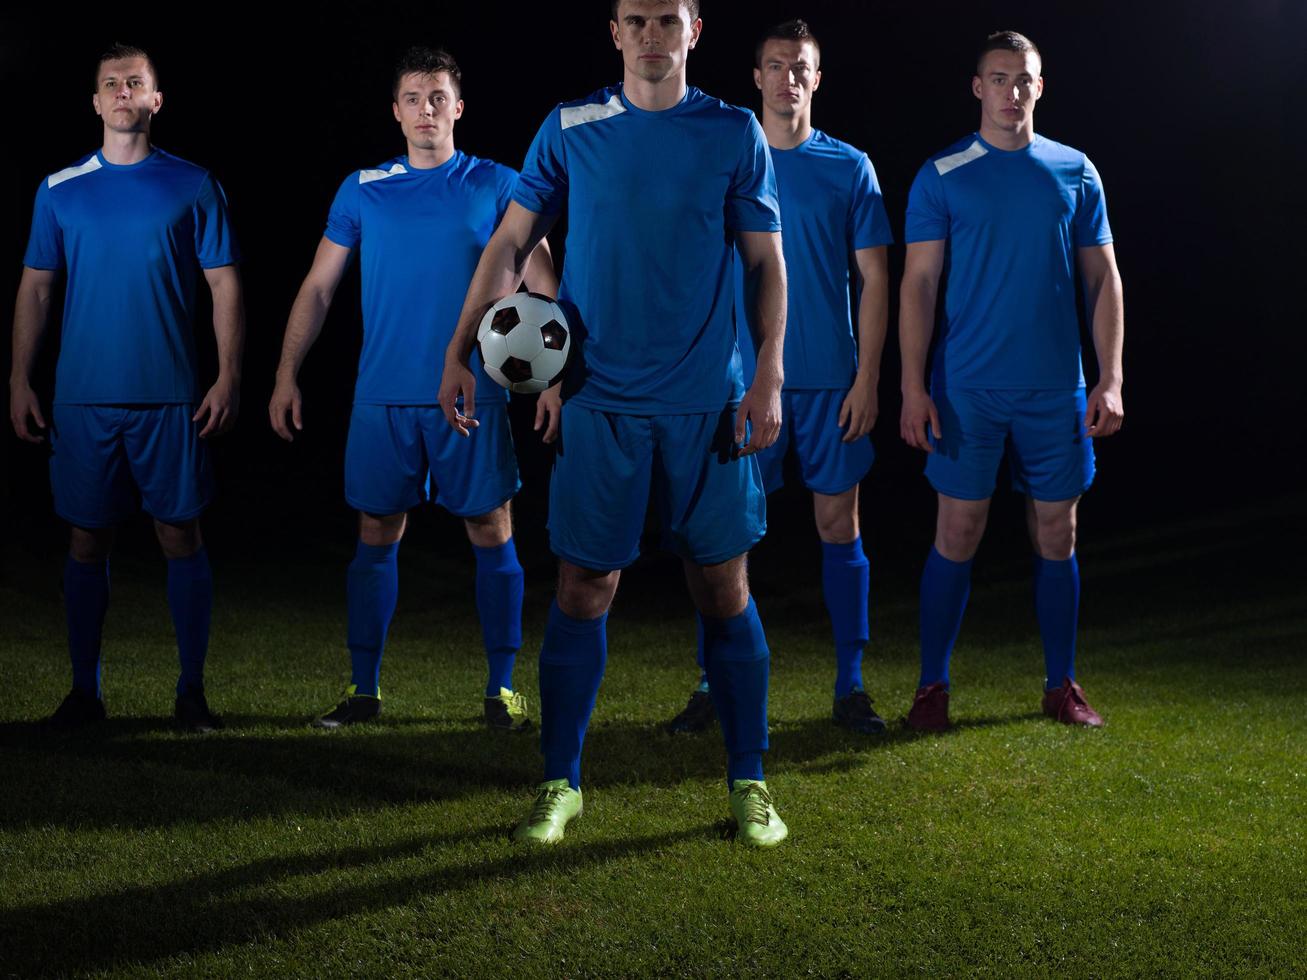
[10,44,245,732]
[440,0,790,847]
[666,18,894,738]
[900,31,1124,730]
[269,47,556,731]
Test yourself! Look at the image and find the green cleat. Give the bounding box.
[729,779,788,848]
[312,684,382,729]
[511,778,582,845]
[484,687,532,732]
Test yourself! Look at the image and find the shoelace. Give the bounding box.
[507,691,527,716]
[529,786,569,825]
[738,784,774,826]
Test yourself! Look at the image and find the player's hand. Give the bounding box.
[195,376,240,438]
[9,382,47,444]
[736,378,781,456]
[900,386,940,453]
[535,385,562,444]
[438,359,479,437]
[838,371,880,442]
[269,378,303,442]
[1085,382,1124,438]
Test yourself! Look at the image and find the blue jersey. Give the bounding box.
[735,128,894,389]
[325,151,517,405]
[513,85,781,414]
[904,133,1113,390]
[23,148,240,405]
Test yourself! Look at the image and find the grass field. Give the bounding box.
[1,494,1303,977]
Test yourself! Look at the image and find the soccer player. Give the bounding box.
[10,44,245,732]
[666,18,894,737]
[899,31,1124,730]
[269,47,557,732]
[440,0,790,847]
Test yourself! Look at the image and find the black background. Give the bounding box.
[2,1,1304,573]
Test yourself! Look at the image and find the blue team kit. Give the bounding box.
[905,133,1112,500]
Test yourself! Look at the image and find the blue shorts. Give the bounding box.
[548,404,766,571]
[755,388,874,495]
[49,404,214,528]
[344,404,520,518]
[926,388,1095,502]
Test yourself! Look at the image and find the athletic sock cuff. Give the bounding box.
[473,537,520,570]
[354,539,399,563]
[166,545,209,569]
[1034,554,1078,576]
[929,545,973,570]
[700,597,768,661]
[821,537,865,564]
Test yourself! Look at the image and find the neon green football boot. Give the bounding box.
[484,687,532,732]
[729,779,788,848]
[512,779,583,845]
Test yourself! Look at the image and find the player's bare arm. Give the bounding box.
[735,229,786,455]
[840,245,889,442]
[1078,243,1124,438]
[440,201,557,436]
[195,264,245,439]
[269,237,353,441]
[9,266,55,443]
[899,239,946,452]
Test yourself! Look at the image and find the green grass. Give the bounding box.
[1,500,1304,977]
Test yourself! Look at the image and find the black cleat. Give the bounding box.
[832,689,887,735]
[312,685,382,729]
[175,689,224,733]
[47,689,107,730]
[667,689,716,734]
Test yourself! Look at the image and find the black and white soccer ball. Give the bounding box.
[477,292,571,394]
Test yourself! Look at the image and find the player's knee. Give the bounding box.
[813,488,859,543]
[69,526,114,563]
[359,511,406,547]
[1033,512,1077,560]
[936,513,986,561]
[556,563,618,619]
[464,503,512,548]
[686,558,749,619]
[154,519,202,559]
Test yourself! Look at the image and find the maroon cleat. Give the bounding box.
[1042,678,1104,727]
[907,682,950,732]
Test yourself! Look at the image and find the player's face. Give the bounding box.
[92,57,161,134]
[610,0,701,84]
[392,72,464,151]
[972,50,1043,134]
[753,39,821,118]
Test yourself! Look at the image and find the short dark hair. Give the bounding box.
[976,30,1040,75]
[610,0,701,23]
[95,42,159,90]
[392,46,462,100]
[754,18,820,70]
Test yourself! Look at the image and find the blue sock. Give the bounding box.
[823,537,870,697]
[64,556,110,698]
[474,538,524,697]
[701,597,769,788]
[919,547,973,688]
[346,540,399,697]
[168,547,212,697]
[1034,554,1080,690]
[694,613,708,691]
[538,602,607,790]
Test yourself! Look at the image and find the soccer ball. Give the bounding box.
[477,292,571,394]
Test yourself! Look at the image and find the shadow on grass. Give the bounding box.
[0,823,710,977]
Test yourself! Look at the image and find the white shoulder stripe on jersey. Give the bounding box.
[560,94,626,131]
[48,156,103,188]
[934,141,987,177]
[359,163,408,185]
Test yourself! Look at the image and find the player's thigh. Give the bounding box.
[924,388,1010,501]
[420,403,520,518]
[120,405,215,524]
[788,388,874,495]
[548,405,654,571]
[1007,389,1095,502]
[49,405,136,528]
[344,405,428,516]
[653,407,766,566]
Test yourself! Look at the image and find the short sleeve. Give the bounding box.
[725,115,782,233]
[193,174,241,268]
[324,174,362,249]
[513,110,568,216]
[494,164,518,221]
[848,154,894,250]
[904,162,950,243]
[1074,156,1113,247]
[22,180,64,271]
